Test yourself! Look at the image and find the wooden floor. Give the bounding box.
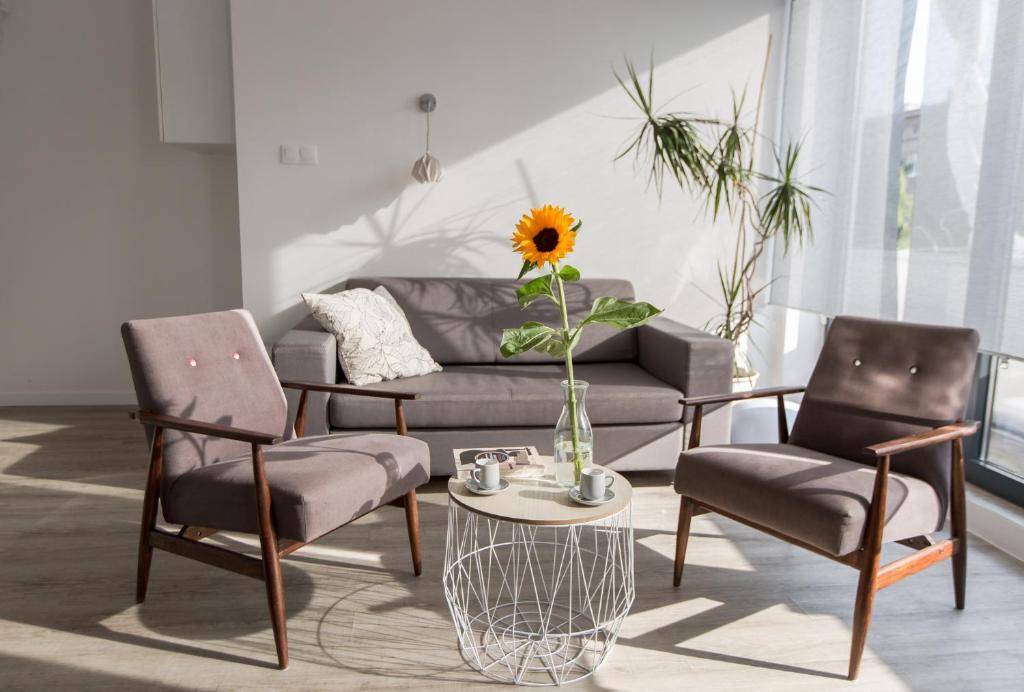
[2,407,1023,691]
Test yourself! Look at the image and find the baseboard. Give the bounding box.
[0,390,136,406]
[967,484,1024,562]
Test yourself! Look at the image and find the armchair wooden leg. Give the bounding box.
[849,454,890,681]
[674,496,695,588]
[136,429,164,604]
[404,489,423,576]
[259,541,288,670]
[253,445,288,670]
[951,438,967,610]
[849,558,880,680]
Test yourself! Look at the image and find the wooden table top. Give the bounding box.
[447,464,632,526]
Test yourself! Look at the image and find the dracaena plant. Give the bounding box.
[499,205,662,481]
[616,39,824,378]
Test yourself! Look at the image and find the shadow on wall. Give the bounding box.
[232,0,782,341]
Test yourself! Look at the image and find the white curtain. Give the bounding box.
[772,0,1024,358]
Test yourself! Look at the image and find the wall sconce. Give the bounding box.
[411,93,444,183]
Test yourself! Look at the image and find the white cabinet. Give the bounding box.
[152,0,235,146]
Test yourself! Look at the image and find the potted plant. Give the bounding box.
[616,40,824,386]
[498,205,661,486]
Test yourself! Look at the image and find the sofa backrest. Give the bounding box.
[344,277,638,364]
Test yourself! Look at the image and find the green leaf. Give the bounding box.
[580,296,663,330]
[557,264,581,282]
[516,274,556,308]
[516,260,536,280]
[535,328,581,359]
[499,322,556,358]
[569,220,582,234]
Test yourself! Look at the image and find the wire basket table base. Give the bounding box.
[443,501,634,686]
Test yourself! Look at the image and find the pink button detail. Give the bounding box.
[232,352,240,360]
[188,358,197,367]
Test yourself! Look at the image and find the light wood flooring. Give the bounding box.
[2,407,1023,691]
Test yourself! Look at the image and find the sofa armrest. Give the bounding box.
[272,328,337,436]
[637,317,734,422]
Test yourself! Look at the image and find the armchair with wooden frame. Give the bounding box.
[122,309,431,670]
[672,316,980,680]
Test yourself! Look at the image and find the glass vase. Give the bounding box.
[553,379,593,487]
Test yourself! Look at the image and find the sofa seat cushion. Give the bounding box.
[329,363,684,429]
[675,444,944,557]
[162,433,429,542]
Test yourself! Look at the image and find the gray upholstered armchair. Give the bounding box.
[122,309,429,669]
[673,316,980,680]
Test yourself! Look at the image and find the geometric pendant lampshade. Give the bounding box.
[411,93,444,183]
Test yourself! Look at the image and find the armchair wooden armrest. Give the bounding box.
[279,380,419,437]
[131,410,283,445]
[680,385,806,407]
[863,421,979,459]
[280,380,420,401]
[682,386,805,449]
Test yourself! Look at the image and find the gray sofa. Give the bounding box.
[273,277,733,475]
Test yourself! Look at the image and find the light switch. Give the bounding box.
[280,145,299,164]
[280,144,318,165]
[299,145,319,165]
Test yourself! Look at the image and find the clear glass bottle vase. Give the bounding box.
[553,379,594,487]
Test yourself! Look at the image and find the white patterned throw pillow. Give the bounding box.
[302,287,442,385]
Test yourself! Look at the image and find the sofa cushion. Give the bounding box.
[675,443,944,556]
[329,363,684,429]
[302,287,442,385]
[163,433,430,542]
[344,277,638,364]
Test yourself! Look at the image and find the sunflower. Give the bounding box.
[512,204,577,268]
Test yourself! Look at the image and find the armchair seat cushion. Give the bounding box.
[163,433,430,542]
[328,363,684,429]
[675,444,944,556]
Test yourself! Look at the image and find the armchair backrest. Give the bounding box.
[122,310,289,496]
[790,316,979,514]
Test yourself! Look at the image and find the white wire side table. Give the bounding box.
[443,468,634,686]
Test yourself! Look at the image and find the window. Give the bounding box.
[776,0,1024,505]
[968,355,1024,505]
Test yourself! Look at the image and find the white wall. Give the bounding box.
[230,0,785,343]
[0,0,241,404]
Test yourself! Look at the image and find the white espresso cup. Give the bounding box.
[472,457,501,490]
[580,466,614,500]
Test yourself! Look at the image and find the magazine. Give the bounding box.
[452,446,545,477]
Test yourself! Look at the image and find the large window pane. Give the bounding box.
[986,357,1024,479]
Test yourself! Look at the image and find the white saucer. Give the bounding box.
[465,478,511,495]
[569,486,615,506]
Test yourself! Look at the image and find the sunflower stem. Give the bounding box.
[552,262,583,484]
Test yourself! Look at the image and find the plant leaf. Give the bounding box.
[516,274,556,308]
[499,322,556,358]
[538,327,582,359]
[516,260,536,280]
[569,220,582,234]
[580,296,662,330]
[557,264,581,282]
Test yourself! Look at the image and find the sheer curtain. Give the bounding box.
[772,0,1024,358]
